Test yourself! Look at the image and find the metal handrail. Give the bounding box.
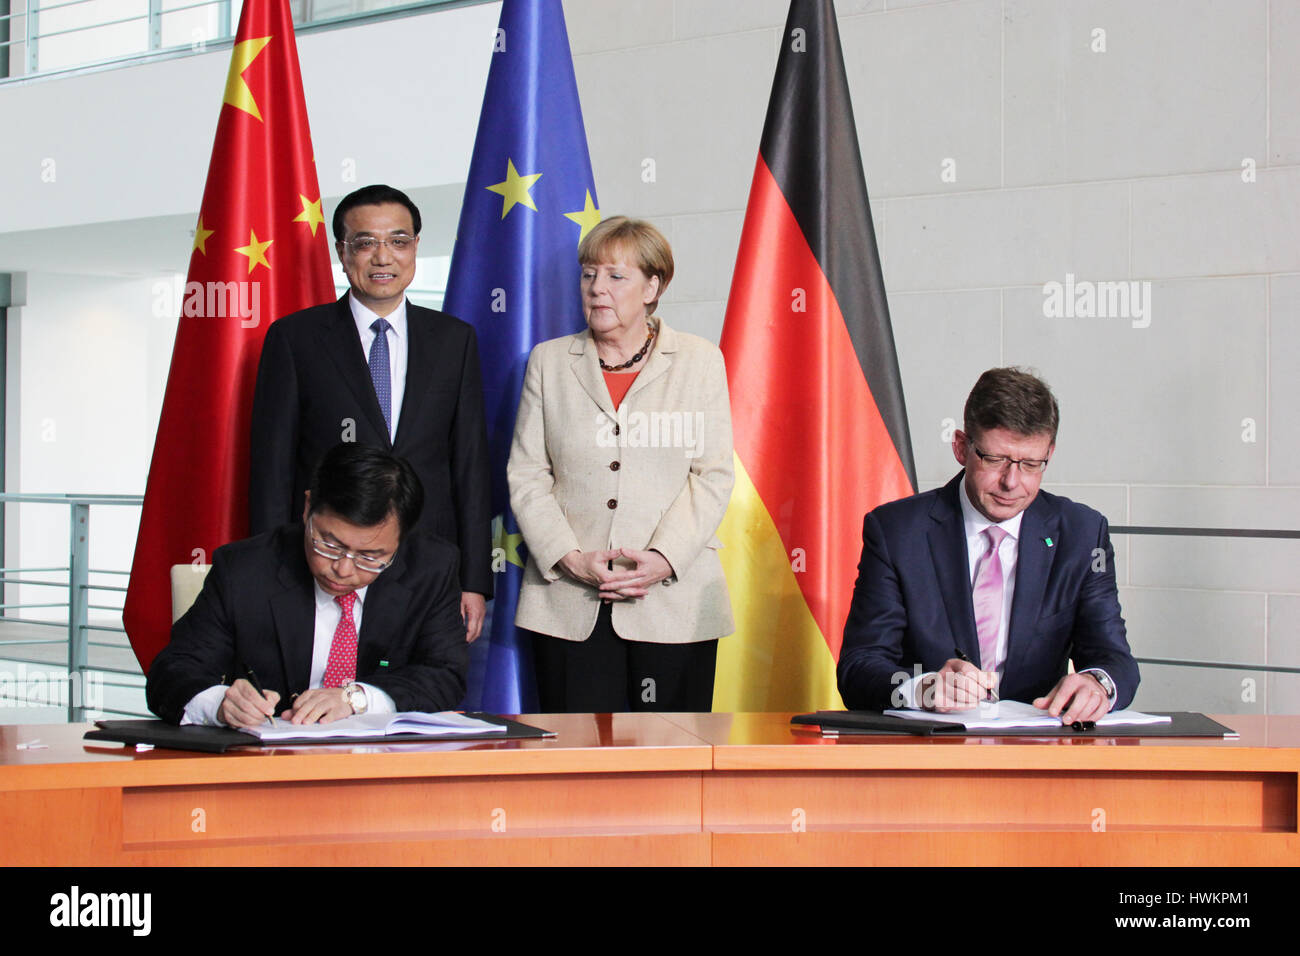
[0,489,1296,720]
[8,0,478,81]
[34,12,152,42]
[26,0,106,14]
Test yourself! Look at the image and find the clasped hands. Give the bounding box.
[558,548,673,600]
[920,659,1112,724]
[219,679,354,729]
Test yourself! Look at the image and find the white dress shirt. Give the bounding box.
[349,295,408,442]
[896,482,1021,707]
[897,481,1114,708]
[180,581,396,726]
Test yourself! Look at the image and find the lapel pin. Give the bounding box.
[1044,537,1054,548]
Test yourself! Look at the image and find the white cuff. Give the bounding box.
[895,673,933,710]
[355,682,396,715]
[180,684,230,726]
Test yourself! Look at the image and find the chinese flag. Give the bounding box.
[123,0,334,671]
[714,0,916,711]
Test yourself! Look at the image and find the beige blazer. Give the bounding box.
[508,320,735,644]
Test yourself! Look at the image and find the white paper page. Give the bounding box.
[240,711,507,741]
[884,700,1172,730]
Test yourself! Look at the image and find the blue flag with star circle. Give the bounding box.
[444,0,600,713]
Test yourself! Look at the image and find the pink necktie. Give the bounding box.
[972,526,1008,672]
[322,592,358,688]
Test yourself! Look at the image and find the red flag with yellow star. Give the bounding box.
[124,0,334,671]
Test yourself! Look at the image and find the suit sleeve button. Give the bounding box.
[607,499,618,509]
[609,461,620,471]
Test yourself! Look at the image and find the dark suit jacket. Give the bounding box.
[249,293,493,596]
[146,525,469,724]
[837,473,1138,711]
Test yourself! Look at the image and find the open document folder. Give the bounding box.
[884,699,1172,731]
[238,711,509,742]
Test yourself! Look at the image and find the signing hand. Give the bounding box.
[281,687,354,725]
[461,591,486,643]
[919,659,998,712]
[598,548,674,600]
[219,679,280,729]
[1034,672,1111,724]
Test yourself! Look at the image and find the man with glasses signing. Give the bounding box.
[148,443,467,727]
[249,184,492,644]
[838,368,1138,722]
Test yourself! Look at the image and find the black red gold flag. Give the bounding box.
[716,0,916,710]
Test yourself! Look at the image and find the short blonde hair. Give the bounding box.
[578,216,674,314]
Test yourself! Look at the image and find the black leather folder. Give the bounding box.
[791,710,1237,738]
[85,714,555,753]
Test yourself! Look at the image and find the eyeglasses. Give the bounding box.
[308,516,393,573]
[344,235,416,255]
[969,442,1050,475]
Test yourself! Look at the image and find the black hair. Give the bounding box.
[331,184,422,242]
[306,443,423,536]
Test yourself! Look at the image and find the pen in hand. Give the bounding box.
[953,647,998,702]
[243,665,276,726]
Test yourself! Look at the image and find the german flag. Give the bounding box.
[715,0,916,712]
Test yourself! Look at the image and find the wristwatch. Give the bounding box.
[343,683,368,715]
[1085,670,1116,702]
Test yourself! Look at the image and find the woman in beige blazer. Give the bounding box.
[508,217,734,713]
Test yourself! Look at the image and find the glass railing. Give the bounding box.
[0,492,1294,723]
[0,492,145,722]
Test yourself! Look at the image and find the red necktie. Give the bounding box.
[322,592,358,688]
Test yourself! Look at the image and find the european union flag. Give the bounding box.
[445,0,600,713]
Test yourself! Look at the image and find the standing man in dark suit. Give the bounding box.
[250,185,492,642]
[838,367,1138,722]
[148,443,468,727]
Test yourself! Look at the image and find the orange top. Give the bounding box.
[603,369,640,410]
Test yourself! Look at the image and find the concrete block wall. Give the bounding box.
[566,0,1299,713]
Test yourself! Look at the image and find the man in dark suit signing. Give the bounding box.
[250,184,492,642]
[148,443,468,727]
[838,367,1138,722]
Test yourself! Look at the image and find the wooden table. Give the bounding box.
[665,713,1300,866]
[1,713,1297,865]
[0,715,713,866]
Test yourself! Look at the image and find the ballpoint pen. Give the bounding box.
[243,665,275,726]
[953,646,998,702]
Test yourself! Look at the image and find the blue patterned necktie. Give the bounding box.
[369,318,392,435]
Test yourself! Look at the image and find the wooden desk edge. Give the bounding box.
[708,744,1300,772]
[0,714,718,791]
